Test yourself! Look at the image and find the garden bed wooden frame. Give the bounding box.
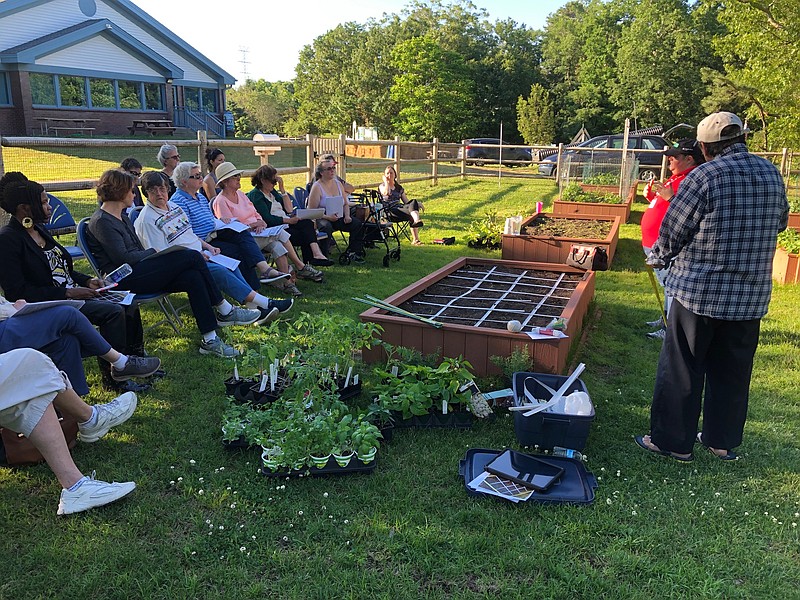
[788,213,800,229]
[501,213,621,266]
[551,181,639,223]
[359,257,595,376]
[773,246,800,284]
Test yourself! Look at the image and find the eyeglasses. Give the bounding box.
[128,171,141,177]
[323,167,336,172]
[187,174,203,180]
[167,155,180,161]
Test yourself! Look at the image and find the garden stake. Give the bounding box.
[353,296,443,328]
[646,266,667,327]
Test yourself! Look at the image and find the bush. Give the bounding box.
[778,228,800,254]
[560,183,622,204]
[466,211,504,249]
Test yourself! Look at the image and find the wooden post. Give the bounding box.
[460,139,467,180]
[431,137,439,186]
[306,134,315,186]
[620,118,630,198]
[198,130,208,175]
[394,136,401,179]
[555,143,564,182]
[338,133,347,181]
[0,132,7,228]
[780,148,789,181]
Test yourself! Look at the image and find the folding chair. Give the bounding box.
[293,186,337,255]
[76,218,181,334]
[44,194,84,260]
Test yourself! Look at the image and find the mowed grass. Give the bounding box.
[0,171,798,599]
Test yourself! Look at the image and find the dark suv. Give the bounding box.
[537,134,669,179]
[457,138,532,166]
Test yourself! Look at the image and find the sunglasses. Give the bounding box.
[128,171,141,177]
[167,155,180,160]
[323,166,336,172]
[187,174,203,180]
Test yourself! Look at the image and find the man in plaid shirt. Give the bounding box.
[636,112,789,462]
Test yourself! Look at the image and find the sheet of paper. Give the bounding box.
[203,251,240,271]
[214,218,249,233]
[96,291,136,306]
[251,224,289,238]
[323,197,344,218]
[296,208,325,220]
[12,299,85,316]
[524,328,568,341]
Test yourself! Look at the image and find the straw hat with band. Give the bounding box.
[215,162,244,186]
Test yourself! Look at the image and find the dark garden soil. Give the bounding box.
[398,264,584,330]
[522,216,612,238]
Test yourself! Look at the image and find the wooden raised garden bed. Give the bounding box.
[552,181,639,222]
[501,213,621,267]
[788,213,800,229]
[773,246,800,284]
[359,257,595,376]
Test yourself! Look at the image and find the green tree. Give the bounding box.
[389,36,476,141]
[517,83,556,144]
[227,79,297,138]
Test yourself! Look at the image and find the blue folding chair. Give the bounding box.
[292,187,333,250]
[76,218,181,334]
[44,194,83,260]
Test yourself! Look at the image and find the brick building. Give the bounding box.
[0,0,235,136]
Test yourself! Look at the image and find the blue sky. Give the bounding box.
[131,0,569,83]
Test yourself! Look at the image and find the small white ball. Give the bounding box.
[507,320,523,333]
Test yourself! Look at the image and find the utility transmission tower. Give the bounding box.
[239,47,250,81]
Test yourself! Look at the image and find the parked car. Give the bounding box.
[537,134,669,180]
[457,138,532,166]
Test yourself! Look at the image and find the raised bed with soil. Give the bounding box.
[501,213,620,267]
[360,257,595,375]
[552,181,639,222]
[773,246,800,284]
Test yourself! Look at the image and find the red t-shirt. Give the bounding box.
[640,168,695,248]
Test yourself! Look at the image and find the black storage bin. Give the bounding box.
[511,372,594,451]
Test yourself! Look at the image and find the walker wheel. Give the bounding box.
[339,253,351,266]
[391,249,401,261]
[382,255,390,267]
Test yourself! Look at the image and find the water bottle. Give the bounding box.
[552,446,584,461]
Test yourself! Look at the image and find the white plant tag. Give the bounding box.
[391,366,398,377]
[442,399,448,415]
[259,372,268,393]
[353,374,359,385]
[233,361,239,381]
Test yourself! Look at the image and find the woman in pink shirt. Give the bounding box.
[212,162,323,294]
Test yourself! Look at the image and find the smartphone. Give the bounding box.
[95,282,118,292]
[104,263,132,284]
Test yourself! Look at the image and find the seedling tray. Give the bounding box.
[459,448,597,505]
[390,410,474,429]
[259,456,377,478]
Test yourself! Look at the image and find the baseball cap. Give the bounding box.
[665,139,704,163]
[696,112,750,143]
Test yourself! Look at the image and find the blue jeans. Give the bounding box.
[206,263,253,304]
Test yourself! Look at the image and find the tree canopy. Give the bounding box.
[230,0,799,150]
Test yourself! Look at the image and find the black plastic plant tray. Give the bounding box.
[259,456,377,478]
[222,436,255,450]
[390,410,474,430]
[338,381,362,401]
[458,448,597,505]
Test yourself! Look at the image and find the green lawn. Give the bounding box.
[1,177,798,599]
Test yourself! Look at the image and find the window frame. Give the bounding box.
[0,72,11,106]
[30,72,166,112]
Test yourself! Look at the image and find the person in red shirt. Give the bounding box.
[641,139,705,338]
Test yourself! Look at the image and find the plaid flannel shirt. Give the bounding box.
[650,143,789,320]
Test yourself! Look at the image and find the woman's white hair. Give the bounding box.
[173,161,200,190]
[156,144,178,167]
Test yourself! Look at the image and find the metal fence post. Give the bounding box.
[460,139,467,180]
[394,136,401,179]
[338,133,347,181]
[432,137,439,186]
[306,134,315,186]
[555,143,564,182]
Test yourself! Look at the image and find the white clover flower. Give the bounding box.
[252,535,257,540]
[792,523,797,527]
[714,492,720,497]
[170,465,175,469]
[289,524,294,528]
[346,541,351,546]
[323,492,329,498]
[206,519,211,524]
[177,477,183,482]
[199,477,204,482]
[606,498,612,505]
[744,512,749,516]
[239,524,244,529]
[240,546,246,552]
[282,536,288,542]
[719,507,724,512]
[170,481,175,485]
[701,511,705,516]
[218,525,224,530]
[191,551,196,555]
[298,511,304,516]
[230,504,236,509]
[189,459,196,465]
[631,511,637,516]
[219,467,225,471]
[344,519,349,524]
[198,490,204,495]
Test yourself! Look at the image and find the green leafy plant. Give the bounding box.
[349,417,383,456]
[490,346,535,385]
[583,172,619,185]
[778,228,800,254]
[466,211,504,249]
[788,196,800,213]
[560,183,622,204]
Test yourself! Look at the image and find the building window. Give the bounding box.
[118,80,140,109]
[89,78,115,108]
[0,73,10,105]
[30,73,57,105]
[184,87,218,113]
[30,73,166,111]
[144,83,163,110]
[59,76,87,107]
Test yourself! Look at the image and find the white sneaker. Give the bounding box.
[78,392,138,443]
[217,306,261,327]
[646,328,666,340]
[57,472,136,515]
[199,337,240,358]
[645,319,665,328]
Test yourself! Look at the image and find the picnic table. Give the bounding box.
[36,117,99,136]
[128,119,176,136]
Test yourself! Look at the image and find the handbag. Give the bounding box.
[0,412,79,467]
[565,245,609,271]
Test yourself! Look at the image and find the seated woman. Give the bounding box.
[134,171,291,324]
[0,173,151,392]
[308,158,365,263]
[156,144,180,197]
[378,165,424,246]
[202,147,225,201]
[84,169,260,358]
[120,157,145,207]
[247,165,333,267]
[168,161,287,292]
[0,295,160,397]
[212,162,324,295]
[0,348,137,515]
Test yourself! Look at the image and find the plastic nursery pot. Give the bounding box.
[332,451,354,468]
[261,447,283,472]
[225,377,254,396]
[357,447,378,465]
[310,454,332,469]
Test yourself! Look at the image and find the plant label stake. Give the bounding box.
[259,372,268,393]
[344,366,352,389]
[353,374,359,385]
[233,360,239,381]
[391,366,399,377]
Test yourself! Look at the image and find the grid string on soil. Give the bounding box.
[398,265,583,330]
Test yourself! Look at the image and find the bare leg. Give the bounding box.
[282,241,307,271]
[274,255,291,275]
[100,349,122,364]
[51,387,92,423]
[309,242,327,260]
[27,403,83,489]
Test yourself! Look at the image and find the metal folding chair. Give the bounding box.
[76,218,181,334]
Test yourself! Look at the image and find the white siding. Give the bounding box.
[0,0,221,85]
[38,35,161,77]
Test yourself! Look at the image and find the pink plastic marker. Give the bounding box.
[536,201,544,214]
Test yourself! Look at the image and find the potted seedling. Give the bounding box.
[350,417,382,464]
[332,414,355,467]
[307,413,336,469]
